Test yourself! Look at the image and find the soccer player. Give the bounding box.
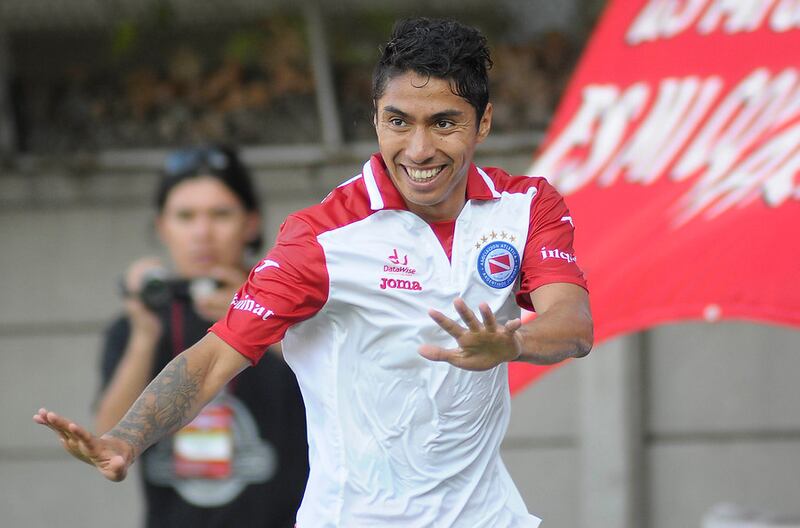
[35,18,592,527]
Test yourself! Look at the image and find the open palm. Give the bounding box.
[419,298,522,371]
[33,408,131,482]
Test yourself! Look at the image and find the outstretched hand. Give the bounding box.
[33,408,132,482]
[419,298,522,371]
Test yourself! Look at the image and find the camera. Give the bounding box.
[128,268,220,312]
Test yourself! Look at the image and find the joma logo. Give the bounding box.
[379,277,423,291]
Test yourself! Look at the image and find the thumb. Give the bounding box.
[103,455,129,482]
[504,318,522,332]
[418,344,458,363]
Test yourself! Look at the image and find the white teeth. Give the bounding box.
[406,167,442,182]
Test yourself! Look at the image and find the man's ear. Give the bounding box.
[477,102,493,143]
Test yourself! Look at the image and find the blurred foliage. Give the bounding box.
[328,9,581,141]
[11,9,317,152]
[8,5,585,153]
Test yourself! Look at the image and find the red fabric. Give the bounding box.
[428,219,456,261]
[514,177,588,312]
[509,0,800,394]
[367,153,505,208]
[213,155,589,372]
[211,217,330,364]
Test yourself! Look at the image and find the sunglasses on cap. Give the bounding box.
[163,147,231,176]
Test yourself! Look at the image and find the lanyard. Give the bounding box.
[170,300,239,393]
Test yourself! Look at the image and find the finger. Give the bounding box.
[198,292,229,309]
[478,303,498,332]
[33,411,47,424]
[453,298,482,332]
[35,409,73,443]
[45,412,83,441]
[34,407,50,423]
[126,257,163,293]
[505,318,522,333]
[46,411,76,431]
[418,344,461,364]
[209,266,247,286]
[39,418,73,445]
[61,438,93,465]
[193,295,229,322]
[67,422,96,450]
[428,309,465,339]
[44,421,70,440]
[192,296,212,313]
[39,410,65,430]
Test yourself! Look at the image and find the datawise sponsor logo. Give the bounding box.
[385,249,417,275]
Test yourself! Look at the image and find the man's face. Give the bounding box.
[157,176,260,278]
[374,71,492,222]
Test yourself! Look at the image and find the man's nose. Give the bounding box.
[192,215,213,239]
[405,126,436,163]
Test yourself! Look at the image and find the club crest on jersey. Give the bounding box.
[477,241,520,289]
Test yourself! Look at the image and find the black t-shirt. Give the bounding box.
[100,298,308,528]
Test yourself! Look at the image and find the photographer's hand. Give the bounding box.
[123,257,165,339]
[193,266,248,322]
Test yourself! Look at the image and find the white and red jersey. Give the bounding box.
[211,154,586,528]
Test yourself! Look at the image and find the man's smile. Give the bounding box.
[402,164,446,183]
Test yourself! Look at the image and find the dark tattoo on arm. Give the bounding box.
[106,355,203,456]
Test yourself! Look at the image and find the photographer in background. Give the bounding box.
[95,145,308,528]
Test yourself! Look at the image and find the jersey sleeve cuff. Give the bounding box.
[516,276,589,312]
[208,325,262,366]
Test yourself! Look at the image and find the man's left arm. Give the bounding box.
[515,282,592,365]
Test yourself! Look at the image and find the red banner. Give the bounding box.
[510,0,800,394]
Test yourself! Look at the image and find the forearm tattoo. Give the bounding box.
[106,355,202,456]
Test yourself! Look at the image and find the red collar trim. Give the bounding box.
[365,153,499,211]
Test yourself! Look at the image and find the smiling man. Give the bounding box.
[35,18,592,528]
[374,69,491,222]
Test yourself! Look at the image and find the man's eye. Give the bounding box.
[436,120,454,129]
[212,209,235,220]
[389,118,405,127]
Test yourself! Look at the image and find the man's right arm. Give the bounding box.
[35,332,250,481]
[106,332,249,458]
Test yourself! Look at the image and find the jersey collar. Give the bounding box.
[363,153,500,212]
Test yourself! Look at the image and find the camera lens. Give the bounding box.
[139,269,172,311]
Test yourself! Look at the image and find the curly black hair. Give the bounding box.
[372,18,493,123]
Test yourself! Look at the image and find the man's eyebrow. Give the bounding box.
[430,109,464,121]
[382,105,409,117]
[381,106,465,121]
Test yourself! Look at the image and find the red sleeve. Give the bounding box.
[516,179,588,312]
[210,216,329,364]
